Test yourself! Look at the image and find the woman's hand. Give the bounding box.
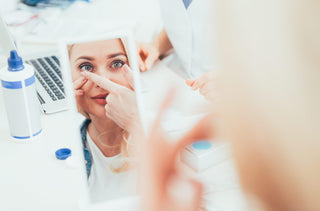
[73,76,88,96]
[186,71,217,102]
[136,41,160,72]
[81,65,140,133]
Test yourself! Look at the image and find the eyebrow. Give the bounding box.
[75,56,94,62]
[107,52,127,59]
[74,52,127,62]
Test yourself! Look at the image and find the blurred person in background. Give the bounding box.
[137,0,218,101]
[139,0,320,211]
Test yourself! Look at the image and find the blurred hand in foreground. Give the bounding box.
[140,92,215,211]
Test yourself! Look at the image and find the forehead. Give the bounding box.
[70,38,125,58]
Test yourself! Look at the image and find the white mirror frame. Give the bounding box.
[59,26,143,211]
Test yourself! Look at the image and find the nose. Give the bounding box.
[93,67,111,89]
[95,66,110,77]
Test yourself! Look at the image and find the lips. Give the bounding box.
[91,93,108,105]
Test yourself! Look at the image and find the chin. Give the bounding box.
[92,109,108,119]
[84,104,106,119]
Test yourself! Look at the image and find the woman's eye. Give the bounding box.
[79,64,93,72]
[111,60,125,69]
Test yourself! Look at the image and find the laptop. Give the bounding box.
[0,14,67,114]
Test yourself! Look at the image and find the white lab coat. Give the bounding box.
[159,0,218,78]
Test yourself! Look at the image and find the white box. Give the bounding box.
[180,141,230,172]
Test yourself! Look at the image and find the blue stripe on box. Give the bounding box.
[1,75,35,89]
[12,129,42,139]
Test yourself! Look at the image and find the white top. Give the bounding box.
[159,0,218,78]
[86,132,137,203]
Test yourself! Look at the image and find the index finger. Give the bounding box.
[81,71,128,93]
[151,89,176,132]
[73,76,87,90]
[122,64,134,90]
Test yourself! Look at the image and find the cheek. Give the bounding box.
[71,67,80,81]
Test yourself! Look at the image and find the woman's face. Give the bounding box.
[69,38,130,118]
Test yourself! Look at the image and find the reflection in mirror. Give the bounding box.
[66,35,139,204]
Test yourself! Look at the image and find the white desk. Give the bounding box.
[0,95,85,211]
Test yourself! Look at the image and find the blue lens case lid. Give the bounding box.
[192,140,212,150]
[55,148,72,160]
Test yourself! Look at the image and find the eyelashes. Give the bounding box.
[79,62,93,72]
[77,60,127,72]
[110,60,125,70]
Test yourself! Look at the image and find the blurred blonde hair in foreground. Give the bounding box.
[216,0,320,210]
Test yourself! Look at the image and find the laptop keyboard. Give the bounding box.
[26,56,65,102]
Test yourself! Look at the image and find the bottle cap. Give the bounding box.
[55,148,72,160]
[8,50,24,72]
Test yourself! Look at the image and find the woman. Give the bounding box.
[68,38,139,202]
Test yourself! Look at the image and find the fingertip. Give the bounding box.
[123,64,132,73]
[186,79,193,86]
[80,71,89,78]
